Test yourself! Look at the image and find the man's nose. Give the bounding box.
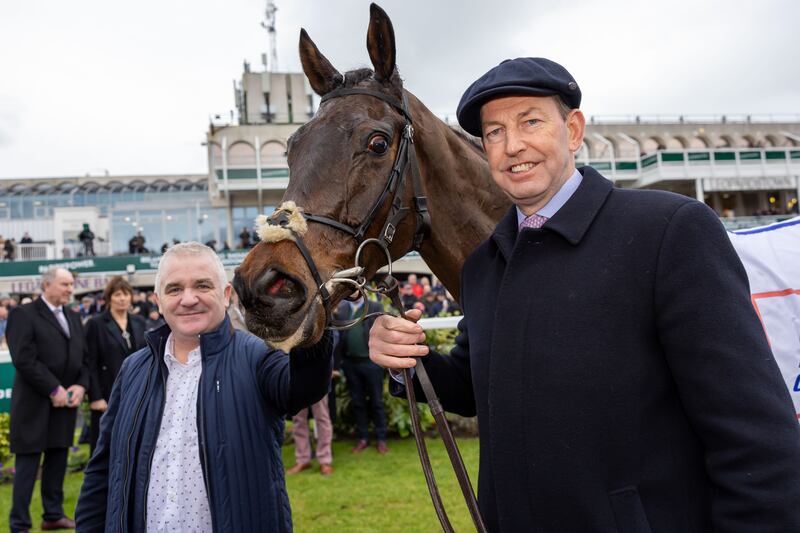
[504,127,526,156]
[180,289,200,305]
[505,130,525,156]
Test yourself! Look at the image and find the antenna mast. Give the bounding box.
[261,0,278,72]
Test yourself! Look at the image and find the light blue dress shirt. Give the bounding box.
[516,168,583,226]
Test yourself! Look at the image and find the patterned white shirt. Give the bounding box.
[146,334,213,532]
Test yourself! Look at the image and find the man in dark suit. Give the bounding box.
[370,58,800,531]
[8,267,89,533]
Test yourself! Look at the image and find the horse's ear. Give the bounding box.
[299,28,342,96]
[366,3,396,82]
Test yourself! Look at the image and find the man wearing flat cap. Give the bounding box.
[371,57,800,531]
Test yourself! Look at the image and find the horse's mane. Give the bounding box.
[450,126,485,157]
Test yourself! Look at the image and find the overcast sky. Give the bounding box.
[1,0,798,179]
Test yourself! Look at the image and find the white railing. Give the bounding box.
[586,114,800,125]
[4,241,112,261]
[419,316,460,330]
[574,147,800,183]
[15,242,55,261]
[438,112,800,127]
[61,240,111,258]
[720,215,797,231]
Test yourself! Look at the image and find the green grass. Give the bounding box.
[1,437,480,532]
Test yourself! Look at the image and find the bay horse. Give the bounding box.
[233,4,508,352]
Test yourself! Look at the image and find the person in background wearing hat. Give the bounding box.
[369,57,800,531]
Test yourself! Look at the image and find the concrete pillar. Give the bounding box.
[226,196,234,247]
[255,135,263,212]
[796,175,800,212]
[695,178,704,203]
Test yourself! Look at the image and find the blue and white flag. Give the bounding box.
[729,217,800,420]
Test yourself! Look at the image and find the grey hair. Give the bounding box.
[554,95,574,121]
[41,267,70,289]
[154,242,228,296]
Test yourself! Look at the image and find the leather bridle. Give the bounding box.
[262,84,487,533]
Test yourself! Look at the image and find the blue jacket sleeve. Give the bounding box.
[257,332,334,416]
[75,360,124,532]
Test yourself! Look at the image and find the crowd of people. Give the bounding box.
[397,273,459,317]
[0,232,33,262]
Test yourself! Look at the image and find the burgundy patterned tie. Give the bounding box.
[520,213,548,229]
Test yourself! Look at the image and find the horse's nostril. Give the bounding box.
[254,268,307,312]
[267,277,286,296]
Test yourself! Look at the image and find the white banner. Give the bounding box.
[729,217,800,420]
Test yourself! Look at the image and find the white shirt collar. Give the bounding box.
[41,295,61,313]
[163,333,202,367]
[516,169,583,225]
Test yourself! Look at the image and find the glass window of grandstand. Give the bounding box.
[197,208,228,251]
[112,208,209,254]
[232,206,260,249]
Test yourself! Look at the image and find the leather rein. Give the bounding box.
[262,86,487,533]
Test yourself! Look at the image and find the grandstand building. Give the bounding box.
[0,61,798,278]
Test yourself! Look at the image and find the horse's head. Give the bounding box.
[233,4,421,350]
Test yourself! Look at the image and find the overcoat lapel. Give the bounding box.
[103,312,129,353]
[489,166,614,257]
[544,166,613,245]
[34,297,70,339]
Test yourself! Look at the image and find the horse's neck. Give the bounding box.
[407,93,510,300]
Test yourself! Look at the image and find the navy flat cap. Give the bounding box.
[456,57,581,137]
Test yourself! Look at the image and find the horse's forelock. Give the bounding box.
[336,67,404,95]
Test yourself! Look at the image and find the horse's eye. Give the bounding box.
[367,134,389,154]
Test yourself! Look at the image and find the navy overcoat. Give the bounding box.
[397,167,800,532]
[8,298,89,453]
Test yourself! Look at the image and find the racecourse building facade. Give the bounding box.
[1,64,798,263]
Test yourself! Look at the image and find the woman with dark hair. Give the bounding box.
[85,276,146,451]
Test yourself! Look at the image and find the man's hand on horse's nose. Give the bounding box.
[369,309,429,369]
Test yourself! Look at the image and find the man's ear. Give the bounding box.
[154,292,163,315]
[223,283,232,308]
[566,109,586,153]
